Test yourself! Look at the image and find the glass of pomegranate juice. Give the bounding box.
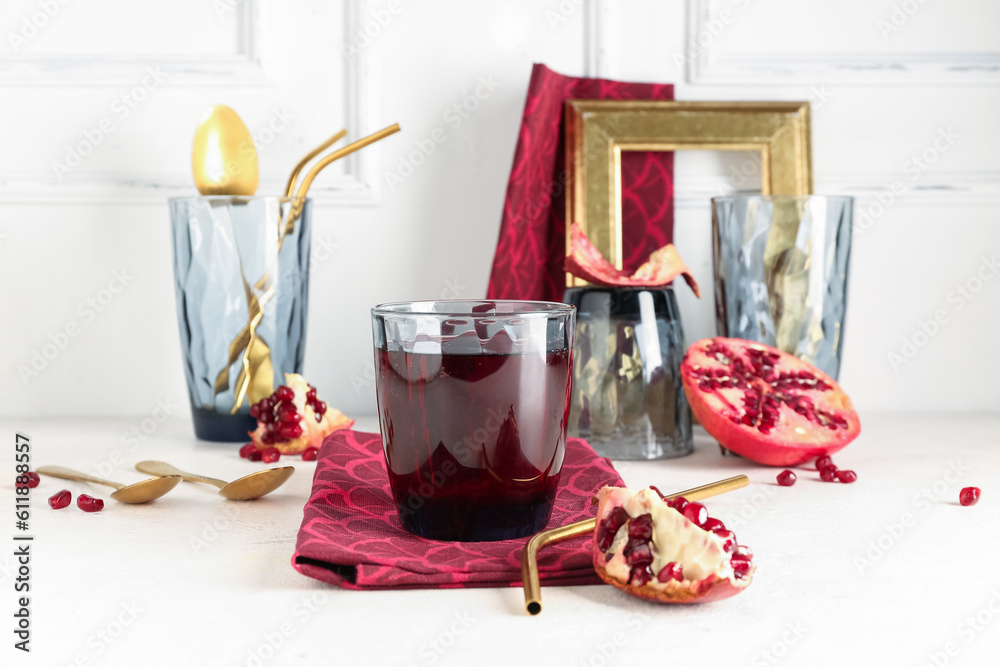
[371,301,576,541]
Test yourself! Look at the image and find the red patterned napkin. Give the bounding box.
[292,430,623,590]
[486,63,675,302]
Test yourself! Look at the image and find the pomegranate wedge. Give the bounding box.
[593,487,753,604]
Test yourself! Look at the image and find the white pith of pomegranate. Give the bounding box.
[593,487,753,604]
[249,373,353,455]
[681,337,860,466]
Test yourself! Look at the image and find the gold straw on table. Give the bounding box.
[520,474,750,615]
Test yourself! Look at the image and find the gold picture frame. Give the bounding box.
[565,100,812,286]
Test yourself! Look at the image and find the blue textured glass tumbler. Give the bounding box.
[169,196,312,441]
[711,195,853,379]
[564,287,692,460]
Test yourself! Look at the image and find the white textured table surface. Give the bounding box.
[2,414,998,667]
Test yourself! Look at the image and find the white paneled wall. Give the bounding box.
[1,0,997,418]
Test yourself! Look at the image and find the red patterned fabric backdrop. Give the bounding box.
[486,64,675,301]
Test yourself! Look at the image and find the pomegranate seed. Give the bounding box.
[701,517,726,532]
[314,400,328,418]
[735,545,753,559]
[262,447,281,463]
[657,562,684,583]
[683,502,708,526]
[597,507,630,551]
[239,444,256,459]
[820,467,838,482]
[259,409,275,424]
[274,385,294,402]
[77,494,104,513]
[668,496,689,513]
[302,447,319,462]
[836,470,857,484]
[306,387,317,401]
[279,423,304,440]
[277,402,300,423]
[628,514,654,541]
[815,455,833,470]
[713,529,737,553]
[630,566,653,586]
[731,555,752,579]
[260,431,275,445]
[777,470,797,486]
[48,490,72,510]
[624,540,654,567]
[16,471,40,488]
[959,487,980,506]
[248,450,263,462]
[249,403,261,419]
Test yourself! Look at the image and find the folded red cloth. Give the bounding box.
[486,63,675,302]
[292,429,623,590]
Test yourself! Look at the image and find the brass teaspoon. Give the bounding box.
[36,466,182,504]
[135,461,294,500]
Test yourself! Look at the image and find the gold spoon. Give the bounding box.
[36,466,182,504]
[191,104,259,196]
[135,460,294,500]
[521,474,750,615]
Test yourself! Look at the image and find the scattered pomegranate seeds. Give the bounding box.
[16,471,40,488]
[77,494,104,513]
[960,487,981,506]
[48,490,72,510]
[301,447,319,462]
[836,470,857,484]
[261,446,281,464]
[777,470,797,486]
[239,443,256,459]
[820,467,838,483]
[815,455,833,471]
[248,450,263,462]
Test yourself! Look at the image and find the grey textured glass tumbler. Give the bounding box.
[564,287,692,460]
[712,195,853,379]
[169,196,311,441]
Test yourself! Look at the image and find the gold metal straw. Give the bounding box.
[284,130,348,197]
[220,123,402,412]
[520,474,749,615]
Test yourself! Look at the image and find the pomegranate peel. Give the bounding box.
[593,486,753,604]
[682,337,860,466]
[249,373,353,454]
[565,224,700,296]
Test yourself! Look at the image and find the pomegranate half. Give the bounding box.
[593,486,753,604]
[681,337,860,466]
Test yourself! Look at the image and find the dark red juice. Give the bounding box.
[376,347,572,541]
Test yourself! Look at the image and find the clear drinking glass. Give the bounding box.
[712,195,853,379]
[564,286,692,460]
[169,196,312,441]
[371,300,576,542]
